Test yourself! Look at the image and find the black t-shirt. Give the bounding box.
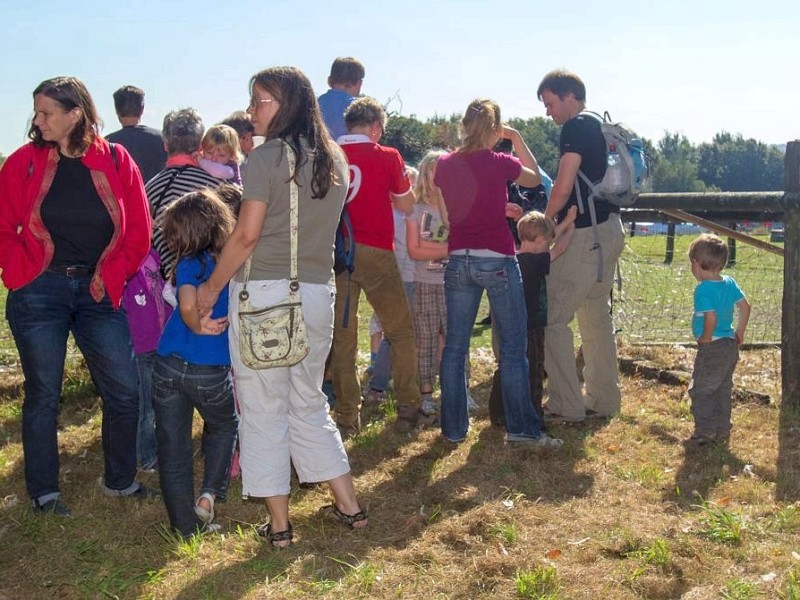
[559,113,618,229]
[41,154,114,267]
[518,251,550,331]
[106,125,167,184]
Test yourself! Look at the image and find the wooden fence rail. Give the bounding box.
[618,140,800,407]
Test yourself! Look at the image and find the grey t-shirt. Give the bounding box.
[240,138,348,284]
[412,204,448,285]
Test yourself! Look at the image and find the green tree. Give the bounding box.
[427,113,461,151]
[507,117,561,177]
[382,114,433,166]
[698,132,784,191]
[650,132,710,192]
[0,153,6,170]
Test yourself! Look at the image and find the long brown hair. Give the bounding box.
[249,66,338,198]
[29,76,101,156]
[159,189,236,281]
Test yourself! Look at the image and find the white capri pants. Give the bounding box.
[228,279,351,497]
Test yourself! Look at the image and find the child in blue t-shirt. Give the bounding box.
[687,233,751,447]
[153,189,238,537]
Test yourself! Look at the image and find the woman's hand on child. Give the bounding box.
[196,282,219,318]
[198,314,229,336]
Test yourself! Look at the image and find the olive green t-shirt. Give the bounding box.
[240,138,348,284]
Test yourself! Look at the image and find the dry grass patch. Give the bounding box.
[2,346,800,599]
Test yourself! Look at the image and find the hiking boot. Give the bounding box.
[337,422,360,440]
[33,498,71,517]
[363,388,387,407]
[395,405,439,432]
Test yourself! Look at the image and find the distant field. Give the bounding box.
[617,232,783,345]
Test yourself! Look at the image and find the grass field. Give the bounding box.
[618,233,783,345]
[0,236,797,599]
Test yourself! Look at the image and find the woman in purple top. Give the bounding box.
[433,98,560,446]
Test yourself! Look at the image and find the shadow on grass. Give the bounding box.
[166,375,602,600]
[668,441,746,508]
[776,399,800,501]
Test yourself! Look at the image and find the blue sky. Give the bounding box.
[1,0,797,156]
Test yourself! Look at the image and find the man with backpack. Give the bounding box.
[537,69,626,423]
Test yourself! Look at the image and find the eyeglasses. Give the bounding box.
[248,97,276,110]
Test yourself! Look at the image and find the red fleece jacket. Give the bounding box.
[0,137,151,307]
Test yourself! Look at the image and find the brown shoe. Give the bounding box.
[395,405,439,432]
[337,417,361,440]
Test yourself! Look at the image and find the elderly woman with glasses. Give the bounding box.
[197,66,367,548]
[0,76,154,516]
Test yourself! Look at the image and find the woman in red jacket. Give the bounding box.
[0,76,154,516]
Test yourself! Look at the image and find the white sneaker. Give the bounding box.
[466,393,479,412]
[421,397,438,415]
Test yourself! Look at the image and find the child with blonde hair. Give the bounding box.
[488,208,576,426]
[199,124,243,185]
[404,151,452,414]
[686,233,750,446]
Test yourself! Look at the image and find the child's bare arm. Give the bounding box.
[697,310,716,344]
[735,297,751,346]
[550,222,575,262]
[406,217,448,261]
[179,285,228,335]
[554,206,578,238]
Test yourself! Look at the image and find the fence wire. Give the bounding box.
[613,226,782,345]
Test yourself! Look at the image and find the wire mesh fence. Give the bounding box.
[614,223,782,345]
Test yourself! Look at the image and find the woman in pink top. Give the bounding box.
[433,98,560,447]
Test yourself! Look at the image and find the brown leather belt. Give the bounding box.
[47,265,95,277]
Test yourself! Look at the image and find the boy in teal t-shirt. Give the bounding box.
[687,234,751,446]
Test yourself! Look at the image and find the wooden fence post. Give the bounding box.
[664,222,675,264]
[782,141,800,408]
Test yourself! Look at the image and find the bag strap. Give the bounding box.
[574,179,605,283]
[242,141,300,297]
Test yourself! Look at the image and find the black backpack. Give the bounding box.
[333,209,356,328]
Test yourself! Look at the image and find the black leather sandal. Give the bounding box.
[257,522,293,548]
[325,504,368,529]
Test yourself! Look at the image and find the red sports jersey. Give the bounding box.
[339,134,411,250]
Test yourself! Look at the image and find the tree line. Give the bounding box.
[0,121,784,193]
[383,113,786,193]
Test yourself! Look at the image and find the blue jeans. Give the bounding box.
[440,254,543,441]
[136,351,158,469]
[152,354,237,537]
[6,271,140,504]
